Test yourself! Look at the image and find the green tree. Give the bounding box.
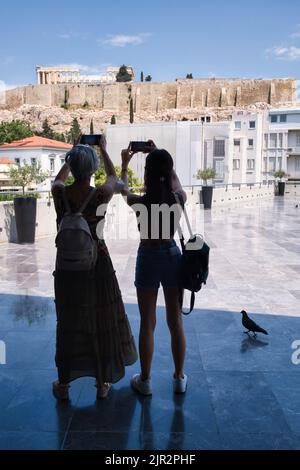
[140,71,144,82]
[9,162,49,195]
[116,65,132,83]
[145,75,152,82]
[110,115,116,125]
[129,98,134,124]
[90,119,94,134]
[62,88,69,109]
[39,118,54,139]
[95,165,142,191]
[53,132,66,142]
[186,73,193,79]
[0,120,34,145]
[67,118,81,144]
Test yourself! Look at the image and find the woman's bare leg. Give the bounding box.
[136,288,158,380]
[163,287,186,378]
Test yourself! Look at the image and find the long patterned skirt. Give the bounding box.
[53,241,138,384]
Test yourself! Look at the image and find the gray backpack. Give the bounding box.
[55,187,98,271]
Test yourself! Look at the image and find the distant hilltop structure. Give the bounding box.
[36,65,134,85]
[1,76,297,113]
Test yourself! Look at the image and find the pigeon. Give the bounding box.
[241,310,268,337]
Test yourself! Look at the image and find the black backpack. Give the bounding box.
[174,193,210,315]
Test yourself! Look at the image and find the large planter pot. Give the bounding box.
[14,197,37,244]
[201,186,214,209]
[278,181,285,196]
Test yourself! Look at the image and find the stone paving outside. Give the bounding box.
[0,197,300,450]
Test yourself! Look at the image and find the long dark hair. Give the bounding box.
[144,149,174,204]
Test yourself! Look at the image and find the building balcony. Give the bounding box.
[287,147,300,155]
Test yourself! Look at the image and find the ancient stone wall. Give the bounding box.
[2,78,297,111]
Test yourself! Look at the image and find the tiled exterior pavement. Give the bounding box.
[0,197,300,450]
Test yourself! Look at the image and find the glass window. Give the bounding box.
[233,159,240,170]
[206,116,211,123]
[213,140,225,157]
[278,157,282,170]
[15,158,20,165]
[249,121,256,129]
[248,139,254,147]
[280,114,287,123]
[296,158,300,170]
[264,134,268,148]
[271,115,278,123]
[31,158,36,165]
[247,159,255,170]
[269,157,276,171]
[50,158,55,172]
[60,159,64,167]
[234,121,241,130]
[214,159,224,179]
[234,139,241,149]
[296,133,300,146]
[269,133,277,148]
[278,133,283,148]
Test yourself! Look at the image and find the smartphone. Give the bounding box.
[80,134,102,146]
[130,141,150,153]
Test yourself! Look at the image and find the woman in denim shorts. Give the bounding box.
[121,141,188,395]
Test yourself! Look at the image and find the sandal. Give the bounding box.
[52,380,70,401]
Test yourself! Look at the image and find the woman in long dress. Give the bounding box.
[51,137,137,400]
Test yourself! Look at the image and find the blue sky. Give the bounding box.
[0,0,300,88]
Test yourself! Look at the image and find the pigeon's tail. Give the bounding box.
[257,327,268,335]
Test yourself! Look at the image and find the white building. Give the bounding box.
[263,108,300,181]
[106,108,300,187]
[0,157,17,190]
[0,136,72,192]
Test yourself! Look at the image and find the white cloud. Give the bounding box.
[266,45,300,61]
[100,33,150,47]
[58,33,71,40]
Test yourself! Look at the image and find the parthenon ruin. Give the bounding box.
[36,65,134,85]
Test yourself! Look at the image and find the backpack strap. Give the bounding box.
[179,288,196,316]
[78,187,97,214]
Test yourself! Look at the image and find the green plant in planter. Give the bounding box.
[196,168,216,185]
[273,170,287,180]
[9,162,49,195]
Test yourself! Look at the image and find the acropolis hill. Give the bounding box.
[0,78,297,134]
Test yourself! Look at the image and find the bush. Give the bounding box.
[196,168,216,184]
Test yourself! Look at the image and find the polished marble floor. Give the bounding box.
[0,197,300,450]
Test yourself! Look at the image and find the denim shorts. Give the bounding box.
[135,240,182,289]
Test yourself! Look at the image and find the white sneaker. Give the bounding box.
[131,374,152,396]
[173,374,188,394]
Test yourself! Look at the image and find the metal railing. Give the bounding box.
[0,181,277,200]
